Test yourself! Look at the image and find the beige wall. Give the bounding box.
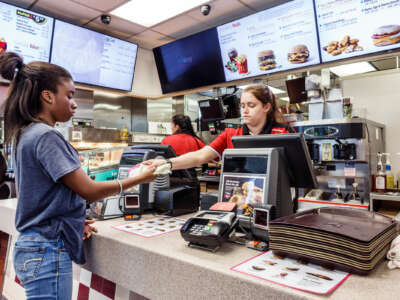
[131,48,162,98]
[341,70,400,179]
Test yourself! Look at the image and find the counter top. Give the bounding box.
[1,198,400,300]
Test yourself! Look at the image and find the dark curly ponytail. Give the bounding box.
[0,52,72,152]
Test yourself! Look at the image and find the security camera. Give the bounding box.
[101,14,111,25]
[200,4,211,16]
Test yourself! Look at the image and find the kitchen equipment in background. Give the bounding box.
[294,118,385,210]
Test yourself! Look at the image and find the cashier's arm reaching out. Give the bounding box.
[62,166,156,203]
[143,147,218,171]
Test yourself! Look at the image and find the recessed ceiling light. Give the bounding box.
[111,0,209,27]
[329,62,376,77]
[239,84,285,95]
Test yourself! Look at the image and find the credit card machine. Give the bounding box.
[180,210,238,252]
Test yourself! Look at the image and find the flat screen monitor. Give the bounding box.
[50,20,138,91]
[153,28,226,94]
[0,2,53,63]
[232,133,317,188]
[286,77,307,104]
[216,0,320,82]
[315,0,400,63]
[198,98,225,121]
[129,144,176,159]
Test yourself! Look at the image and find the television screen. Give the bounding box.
[315,0,400,63]
[0,2,53,63]
[217,0,320,82]
[286,77,307,104]
[153,28,226,94]
[51,20,138,91]
[199,98,225,121]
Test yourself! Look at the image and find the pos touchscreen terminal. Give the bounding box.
[219,133,316,241]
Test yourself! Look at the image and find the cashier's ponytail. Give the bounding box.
[0,52,72,152]
[243,84,284,123]
[172,114,204,143]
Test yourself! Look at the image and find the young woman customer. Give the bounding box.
[0,52,156,300]
[144,84,294,170]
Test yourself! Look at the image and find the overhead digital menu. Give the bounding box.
[51,20,138,91]
[0,2,53,63]
[217,0,320,82]
[316,0,400,63]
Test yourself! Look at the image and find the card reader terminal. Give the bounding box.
[181,210,237,252]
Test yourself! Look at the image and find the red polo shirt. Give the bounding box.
[161,133,205,156]
[208,122,294,159]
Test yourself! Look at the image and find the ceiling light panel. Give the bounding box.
[329,62,376,77]
[111,0,209,27]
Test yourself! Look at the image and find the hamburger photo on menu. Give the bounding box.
[372,25,400,47]
[258,50,276,71]
[288,44,309,64]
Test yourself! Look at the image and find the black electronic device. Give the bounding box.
[251,206,274,243]
[154,186,199,216]
[180,210,238,252]
[286,77,307,104]
[199,98,225,121]
[118,148,167,211]
[153,28,225,94]
[232,133,317,188]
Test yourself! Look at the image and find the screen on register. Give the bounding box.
[0,2,53,63]
[223,156,268,174]
[51,20,138,91]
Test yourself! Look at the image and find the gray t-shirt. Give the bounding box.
[13,122,86,264]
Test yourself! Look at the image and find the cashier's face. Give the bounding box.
[240,92,271,127]
[49,79,77,123]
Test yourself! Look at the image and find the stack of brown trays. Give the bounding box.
[269,207,397,275]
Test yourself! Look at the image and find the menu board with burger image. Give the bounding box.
[221,175,265,217]
[216,0,320,82]
[0,2,53,63]
[316,0,400,63]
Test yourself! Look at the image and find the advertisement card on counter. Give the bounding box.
[221,175,265,217]
[217,0,320,81]
[231,251,350,294]
[113,217,186,238]
[0,2,53,63]
[316,0,400,62]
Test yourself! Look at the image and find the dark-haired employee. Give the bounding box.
[161,114,205,155]
[144,84,294,170]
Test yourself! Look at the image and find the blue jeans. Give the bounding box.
[13,229,72,300]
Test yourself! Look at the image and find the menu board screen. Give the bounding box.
[0,2,53,63]
[316,0,400,63]
[51,20,138,91]
[217,0,320,82]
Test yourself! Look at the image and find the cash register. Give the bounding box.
[181,133,316,250]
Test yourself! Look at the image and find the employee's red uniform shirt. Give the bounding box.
[208,121,295,159]
[161,133,205,155]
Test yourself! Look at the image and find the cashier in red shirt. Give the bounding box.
[144,84,294,170]
[161,114,205,155]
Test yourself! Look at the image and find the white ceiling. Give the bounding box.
[2,0,289,49]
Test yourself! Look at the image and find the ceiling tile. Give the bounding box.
[130,30,174,49]
[34,0,101,25]
[88,15,146,37]
[0,0,35,9]
[70,0,129,12]
[151,15,210,39]
[85,22,132,40]
[239,0,289,11]
[187,0,253,27]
